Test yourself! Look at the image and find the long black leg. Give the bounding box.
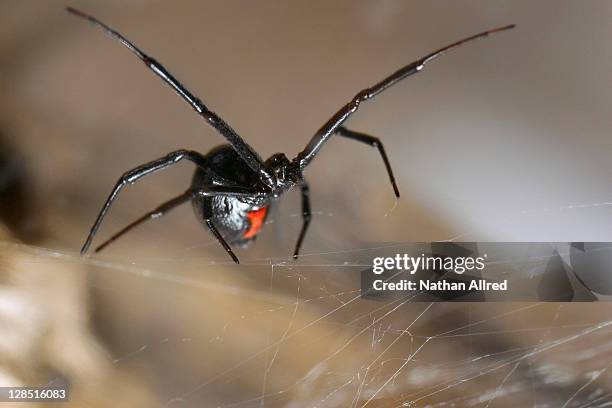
[295,24,515,169]
[94,189,193,253]
[205,219,240,264]
[66,7,273,188]
[293,182,311,259]
[336,127,399,198]
[94,184,256,263]
[81,149,208,254]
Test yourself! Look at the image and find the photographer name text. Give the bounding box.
[373,278,508,292]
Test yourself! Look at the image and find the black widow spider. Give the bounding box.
[68,7,514,263]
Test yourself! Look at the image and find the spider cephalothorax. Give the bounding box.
[264,153,302,196]
[68,7,514,263]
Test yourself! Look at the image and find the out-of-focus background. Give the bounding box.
[0,1,611,407]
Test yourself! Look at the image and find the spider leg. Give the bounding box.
[197,183,267,265]
[81,149,207,254]
[94,184,257,261]
[66,7,273,188]
[336,127,399,198]
[205,219,240,264]
[293,182,311,259]
[295,24,515,169]
[95,189,193,253]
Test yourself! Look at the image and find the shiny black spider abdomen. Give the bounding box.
[191,145,271,245]
[68,7,513,263]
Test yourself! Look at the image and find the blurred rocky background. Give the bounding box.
[0,1,611,407]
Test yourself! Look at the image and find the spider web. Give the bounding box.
[9,205,612,408]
